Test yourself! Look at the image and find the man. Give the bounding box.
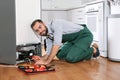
[31,19,100,65]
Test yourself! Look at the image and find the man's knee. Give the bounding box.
[65,56,82,63]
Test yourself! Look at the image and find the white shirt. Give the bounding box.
[46,19,84,54]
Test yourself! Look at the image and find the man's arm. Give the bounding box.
[46,45,60,64]
[35,45,60,65]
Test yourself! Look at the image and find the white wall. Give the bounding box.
[15,0,41,45]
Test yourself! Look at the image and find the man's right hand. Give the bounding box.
[32,55,41,62]
[32,54,48,62]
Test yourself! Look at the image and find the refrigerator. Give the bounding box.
[0,0,16,64]
[108,14,120,61]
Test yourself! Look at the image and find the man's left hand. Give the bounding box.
[35,59,49,65]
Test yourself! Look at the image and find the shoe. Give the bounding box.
[92,43,100,58]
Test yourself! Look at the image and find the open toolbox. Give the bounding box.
[18,64,55,73]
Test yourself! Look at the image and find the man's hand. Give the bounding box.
[32,54,48,62]
[35,59,49,65]
[32,55,49,65]
[32,55,41,62]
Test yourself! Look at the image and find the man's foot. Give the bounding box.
[92,43,100,58]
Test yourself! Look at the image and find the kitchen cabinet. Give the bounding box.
[42,10,67,23]
[85,2,108,57]
[67,6,86,24]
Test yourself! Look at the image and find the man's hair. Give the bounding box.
[31,19,43,29]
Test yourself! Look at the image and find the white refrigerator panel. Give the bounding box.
[108,16,120,61]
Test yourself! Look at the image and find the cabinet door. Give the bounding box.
[68,7,86,24]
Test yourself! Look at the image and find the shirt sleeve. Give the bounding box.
[46,20,63,55]
[52,21,63,46]
[46,38,53,55]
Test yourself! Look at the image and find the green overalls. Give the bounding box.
[56,25,94,63]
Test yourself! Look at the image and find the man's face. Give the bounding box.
[33,22,47,36]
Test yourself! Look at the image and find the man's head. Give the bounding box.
[31,19,48,36]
